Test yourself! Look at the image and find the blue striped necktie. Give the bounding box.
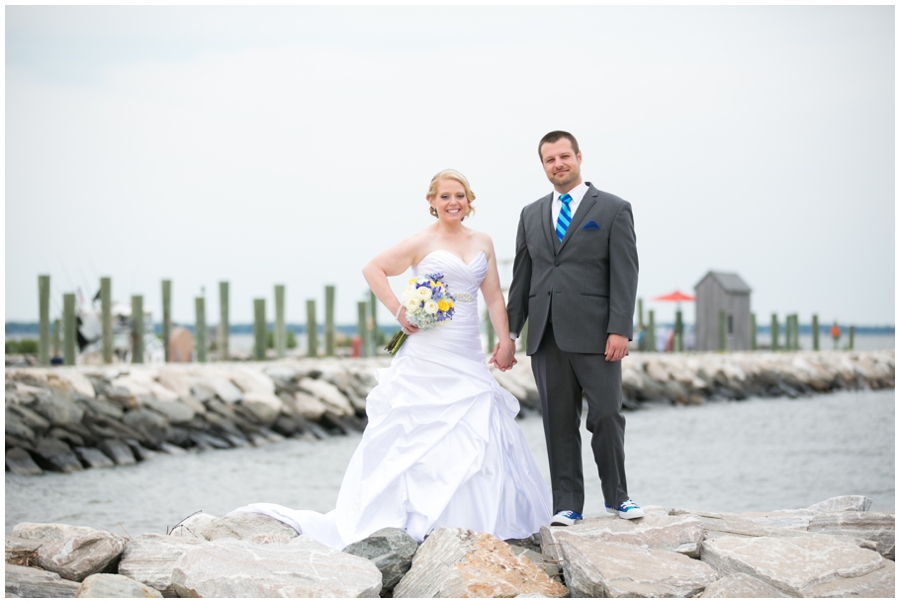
[556,193,573,242]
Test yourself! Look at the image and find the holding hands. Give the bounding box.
[490,338,517,372]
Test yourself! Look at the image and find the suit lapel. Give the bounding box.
[539,194,556,254]
[557,185,598,254]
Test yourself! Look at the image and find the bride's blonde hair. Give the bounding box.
[427,169,476,220]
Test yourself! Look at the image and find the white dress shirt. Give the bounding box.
[551,181,589,229]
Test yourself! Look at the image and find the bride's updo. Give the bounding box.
[427,169,476,220]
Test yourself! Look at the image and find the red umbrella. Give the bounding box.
[652,290,695,302]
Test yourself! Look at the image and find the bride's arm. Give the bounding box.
[362,236,422,328]
[479,236,516,368]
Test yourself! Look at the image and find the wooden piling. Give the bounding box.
[52,319,61,359]
[253,299,266,361]
[718,310,726,352]
[101,277,112,364]
[63,293,76,366]
[357,301,369,358]
[38,275,50,366]
[812,314,819,351]
[324,285,335,357]
[848,325,855,350]
[784,314,793,351]
[674,310,683,353]
[771,314,779,351]
[218,281,229,361]
[519,318,528,353]
[306,299,318,358]
[369,290,378,357]
[750,313,757,351]
[161,280,172,363]
[195,297,207,363]
[647,310,656,352]
[275,285,286,359]
[637,298,644,351]
[131,295,144,364]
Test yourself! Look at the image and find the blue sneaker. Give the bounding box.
[607,499,644,520]
[550,510,583,526]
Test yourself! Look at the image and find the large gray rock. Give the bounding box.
[7,403,52,433]
[806,495,872,513]
[136,397,195,424]
[118,533,204,597]
[29,389,85,426]
[121,409,170,446]
[807,512,895,560]
[5,447,42,475]
[554,532,716,598]
[73,446,115,469]
[30,437,83,472]
[541,506,703,558]
[297,378,355,417]
[202,512,298,545]
[702,534,894,597]
[394,527,568,598]
[4,563,81,598]
[239,391,284,425]
[76,573,163,598]
[5,536,42,566]
[700,572,790,598]
[12,522,126,582]
[171,537,383,597]
[343,527,419,596]
[168,512,216,540]
[98,438,137,466]
[290,391,329,421]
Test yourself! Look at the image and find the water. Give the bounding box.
[5,389,894,536]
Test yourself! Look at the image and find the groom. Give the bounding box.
[494,131,642,525]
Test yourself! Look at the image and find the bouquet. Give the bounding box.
[385,272,456,355]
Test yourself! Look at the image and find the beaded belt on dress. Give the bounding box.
[455,292,475,303]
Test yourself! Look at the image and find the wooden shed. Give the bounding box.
[694,271,752,351]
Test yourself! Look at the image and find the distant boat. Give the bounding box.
[75,288,164,364]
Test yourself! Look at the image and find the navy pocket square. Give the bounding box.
[582,221,601,231]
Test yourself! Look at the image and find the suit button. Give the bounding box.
[554,262,560,267]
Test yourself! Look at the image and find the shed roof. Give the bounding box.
[695,271,752,294]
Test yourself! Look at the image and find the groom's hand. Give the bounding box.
[605,334,628,362]
[490,341,517,371]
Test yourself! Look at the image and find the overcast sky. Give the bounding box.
[5,5,895,328]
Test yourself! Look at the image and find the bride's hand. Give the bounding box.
[397,307,419,335]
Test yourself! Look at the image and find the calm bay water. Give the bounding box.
[5,389,894,536]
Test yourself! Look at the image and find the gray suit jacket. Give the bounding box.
[507,182,639,356]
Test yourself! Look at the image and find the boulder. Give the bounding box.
[136,397,195,424]
[5,536,42,566]
[806,495,872,513]
[4,563,81,598]
[124,439,157,462]
[4,410,36,441]
[297,378,355,416]
[12,522,126,582]
[807,511,895,560]
[121,409,170,446]
[239,391,285,425]
[540,506,703,558]
[46,370,96,398]
[290,391,329,421]
[155,367,193,398]
[197,376,243,404]
[700,572,790,598]
[553,532,716,597]
[171,537,382,597]
[118,533,204,597]
[343,527,419,596]
[29,390,85,426]
[5,447,42,475]
[73,446,115,469]
[6,403,51,433]
[99,439,137,466]
[701,534,894,597]
[76,573,163,598]
[202,512,298,545]
[168,512,216,539]
[394,527,568,598]
[29,437,83,472]
[227,366,277,395]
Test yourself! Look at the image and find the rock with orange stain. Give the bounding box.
[393,527,567,598]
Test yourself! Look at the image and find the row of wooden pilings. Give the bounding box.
[34,275,385,366]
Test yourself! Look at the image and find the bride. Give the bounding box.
[232,169,551,549]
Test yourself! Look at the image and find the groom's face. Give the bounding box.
[540,139,583,192]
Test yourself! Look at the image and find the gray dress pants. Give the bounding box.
[531,322,629,514]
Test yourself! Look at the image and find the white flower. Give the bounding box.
[405,299,419,312]
[416,287,431,300]
[423,300,438,314]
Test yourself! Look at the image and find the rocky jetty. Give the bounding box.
[5,495,893,598]
[5,350,894,475]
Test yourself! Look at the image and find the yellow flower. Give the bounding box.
[408,278,416,285]
[447,299,454,307]
[437,299,450,312]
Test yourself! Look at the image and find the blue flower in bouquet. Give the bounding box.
[385,273,457,355]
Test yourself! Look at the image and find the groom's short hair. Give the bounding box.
[539,131,580,159]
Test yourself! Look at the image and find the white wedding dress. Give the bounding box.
[232,249,551,550]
